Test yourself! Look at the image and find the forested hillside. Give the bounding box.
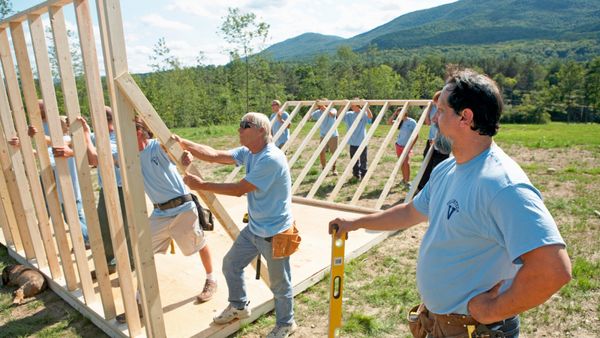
[262,0,600,61]
[121,47,600,128]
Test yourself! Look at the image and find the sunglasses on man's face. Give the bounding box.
[239,120,257,129]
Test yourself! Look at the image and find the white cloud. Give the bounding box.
[140,14,193,31]
[13,0,458,72]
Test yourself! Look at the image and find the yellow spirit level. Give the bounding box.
[328,224,347,338]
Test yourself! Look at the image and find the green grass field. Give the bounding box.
[1,122,599,337]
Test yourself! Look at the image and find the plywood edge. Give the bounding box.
[292,196,378,214]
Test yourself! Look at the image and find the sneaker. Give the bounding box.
[116,302,143,324]
[267,321,298,338]
[213,304,250,324]
[196,279,217,303]
[331,170,338,176]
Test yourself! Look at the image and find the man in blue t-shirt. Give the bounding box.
[343,99,373,180]
[311,98,339,175]
[328,69,571,338]
[135,120,216,304]
[270,100,291,149]
[174,112,297,338]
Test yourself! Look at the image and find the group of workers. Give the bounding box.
[9,68,570,338]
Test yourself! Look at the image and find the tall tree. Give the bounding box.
[0,0,12,19]
[219,7,269,113]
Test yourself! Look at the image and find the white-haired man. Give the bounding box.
[174,112,297,338]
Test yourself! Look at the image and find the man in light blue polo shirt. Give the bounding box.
[311,98,339,175]
[174,112,297,338]
[329,69,571,338]
[343,99,373,180]
[270,99,290,149]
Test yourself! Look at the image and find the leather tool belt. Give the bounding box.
[408,303,508,338]
[153,194,193,211]
[271,222,301,259]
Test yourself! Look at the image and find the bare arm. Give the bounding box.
[328,202,427,238]
[387,110,398,125]
[183,174,256,197]
[173,135,235,165]
[366,107,374,120]
[77,117,98,166]
[468,244,571,324]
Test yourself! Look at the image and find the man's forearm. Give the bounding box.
[192,181,247,197]
[352,202,426,232]
[468,245,571,323]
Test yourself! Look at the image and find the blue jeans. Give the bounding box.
[485,315,520,338]
[75,200,88,243]
[223,226,294,325]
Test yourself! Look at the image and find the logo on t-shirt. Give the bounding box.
[151,156,159,166]
[446,199,459,220]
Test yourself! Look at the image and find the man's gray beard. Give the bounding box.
[434,133,453,155]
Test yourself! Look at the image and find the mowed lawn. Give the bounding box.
[1,122,599,337]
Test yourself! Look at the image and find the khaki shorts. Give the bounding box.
[150,208,206,256]
[320,136,338,153]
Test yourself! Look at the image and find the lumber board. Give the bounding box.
[28,12,96,303]
[78,0,142,334]
[281,102,317,153]
[291,101,350,194]
[306,104,370,200]
[287,102,332,168]
[0,0,71,27]
[337,101,389,205]
[350,102,409,204]
[0,164,17,249]
[0,29,60,278]
[9,21,78,290]
[52,3,116,318]
[0,66,41,263]
[375,103,430,209]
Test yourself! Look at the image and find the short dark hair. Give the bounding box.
[134,116,154,139]
[444,69,502,137]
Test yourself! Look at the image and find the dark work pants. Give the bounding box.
[417,141,450,192]
[349,145,368,178]
[98,186,134,268]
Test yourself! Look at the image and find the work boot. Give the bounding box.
[116,302,143,324]
[266,321,298,338]
[196,279,217,303]
[213,304,250,324]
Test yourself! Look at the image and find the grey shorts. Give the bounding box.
[150,208,206,256]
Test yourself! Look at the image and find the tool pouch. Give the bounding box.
[407,303,429,338]
[272,223,301,259]
[191,194,214,231]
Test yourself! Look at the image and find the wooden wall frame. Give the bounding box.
[0,1,436,337]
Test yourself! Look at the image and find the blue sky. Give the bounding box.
[13,0,457,73]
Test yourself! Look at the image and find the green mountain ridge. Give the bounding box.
[261,0,600,61]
